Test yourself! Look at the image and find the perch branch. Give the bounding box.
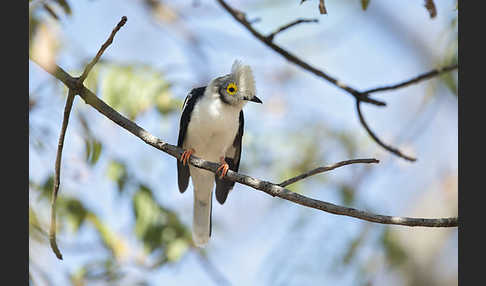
[30,58,457,227]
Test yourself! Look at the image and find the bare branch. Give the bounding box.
[78,16,127,83]
[279,158,379,187]
[356,100,417,162]
[49,89,75,260]
[215,0,386,106]
[267,18,318,41]
[363,64,458,94]
[46,16,129,260]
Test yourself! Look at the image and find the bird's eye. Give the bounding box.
[226,83,238,95]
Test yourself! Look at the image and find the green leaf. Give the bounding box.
[381,228,408,267]
[132,184,191,260]
[101,64,177,120]
[54,0,72,15]
[63,198,88,232]
[87,214,127,259]
[361,0,370,10]
[85,138,103,165]
[106,160,128,194]
[340,185,355,205]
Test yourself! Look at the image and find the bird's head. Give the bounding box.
[209,60,262,107]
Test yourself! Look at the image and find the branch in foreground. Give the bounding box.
[31,58,456,228]
[363,64,458,94]
[356,100,417,162]
[49,89,75,260]
[45,16,128,260]
[267,18,318,42]
[279,158,379,187]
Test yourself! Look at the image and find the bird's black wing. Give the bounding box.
[215,110,244,204]
[177,86,206,193]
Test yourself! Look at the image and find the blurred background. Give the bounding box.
[29,0,458,285]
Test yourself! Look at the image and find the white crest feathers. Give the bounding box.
[231,60,256,98]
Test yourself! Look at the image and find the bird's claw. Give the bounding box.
[180,148,195,166]
[217,157,229,179]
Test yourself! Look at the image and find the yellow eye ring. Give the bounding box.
[226,83,238,95]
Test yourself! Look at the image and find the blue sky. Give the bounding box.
[29,0,458,285]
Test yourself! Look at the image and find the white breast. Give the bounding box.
[183,94,240,163]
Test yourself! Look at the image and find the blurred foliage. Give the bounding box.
[361,0,370,11]
[440,15,458,96]
[101,63,180,119]
[381,228,408,267]
[106,159,129,194]
[132,185,192,264]
[85,138,103,165]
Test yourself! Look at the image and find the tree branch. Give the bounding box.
[31,16,458,261]
[30,57,457,227]
[78,16,127,83]
[356,100,417,162]
[215,0,386,107]
[49,89,75,260]
[44,16,128,260]
[363,64,458,94]
[266,18,318,42]
[215,0,459,163]
[279,158,379,187]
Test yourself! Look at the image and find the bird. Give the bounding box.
[176,60,262,247]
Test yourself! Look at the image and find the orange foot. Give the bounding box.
[180,148,195,166]
[217,157,229,179]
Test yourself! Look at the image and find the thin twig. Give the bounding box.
[267,18,318,41]
[363,64,458,94]
[48,16,129,260]
[279,158,379,187]
[78,16,127,83]
[215,0,386,106]
[356,100,417,162]
[215,0,458,162]
[49,89,75,260]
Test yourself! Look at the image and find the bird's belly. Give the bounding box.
[184,112,238,162]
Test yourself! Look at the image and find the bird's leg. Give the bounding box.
[180,148,195,166]
[216,157,229,179]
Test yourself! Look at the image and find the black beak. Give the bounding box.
[248,96,263,104]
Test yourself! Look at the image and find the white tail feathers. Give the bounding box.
[192,188,212,247]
